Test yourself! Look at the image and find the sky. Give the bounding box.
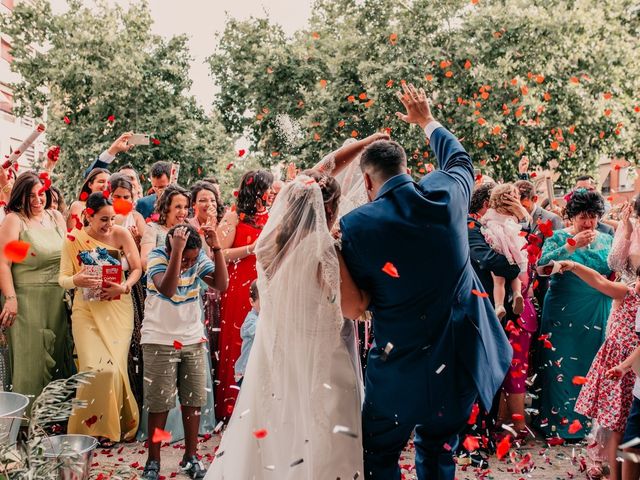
[50,0,314,110]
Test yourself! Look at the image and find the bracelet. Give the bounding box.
[212,247,221,253]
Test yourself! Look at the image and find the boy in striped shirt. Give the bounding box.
[141,223,228,480]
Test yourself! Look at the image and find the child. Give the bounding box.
[480,183,527,318]
[234,280,260,386]
[557,261,640,480]
[140,223,228,480]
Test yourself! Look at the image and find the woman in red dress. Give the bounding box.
[215,170,274,419]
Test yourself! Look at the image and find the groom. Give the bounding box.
[339,84,512,480]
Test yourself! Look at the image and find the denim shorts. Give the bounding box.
[622,396,640,445]
[142,343,207,412]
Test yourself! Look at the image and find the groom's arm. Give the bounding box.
[395,83,473,205]
[425,125,474,205]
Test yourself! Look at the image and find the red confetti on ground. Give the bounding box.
[471,289,489,298]
[113,199,134,215]
[253,429,268,439]
[173,340,183,350]
[381,262,400,278]
[151,428,171,444]
[572,376,588,385]
[3,240,30,263]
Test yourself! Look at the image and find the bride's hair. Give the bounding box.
[264,170,340,274]
[489,183,518,216]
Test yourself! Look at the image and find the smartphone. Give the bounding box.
[128,134,150,146]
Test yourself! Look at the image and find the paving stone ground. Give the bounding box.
[94,434,583,479]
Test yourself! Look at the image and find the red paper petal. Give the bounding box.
[467,403,480,425]
[151,427,172,443]
[238,149,246,157]
[572,376,588,385]
[85,208,95,216]
[79,192,89,201]
[151,138,161,145]
[567,238,577,246]
[102,190,111,199]
[149,213,160,222]
[511,413,525,421]
[226,163,234,170]
[568,419,582,434]
[84,415,98,427]
[253,429,268,439]
[63,116,71,124]
[173,340,183,350]
[496,434,511,459]
[381,262,400,278]
[463,435,479,452]
[3,240,30,263]
[471,289,489,298]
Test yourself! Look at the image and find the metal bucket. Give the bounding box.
[0,391,29,445]
[42,434,98,480]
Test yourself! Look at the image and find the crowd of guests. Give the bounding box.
[1,128,640,479]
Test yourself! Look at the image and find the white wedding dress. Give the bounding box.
[206,175,363,479]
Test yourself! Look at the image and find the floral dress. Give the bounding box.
[575,290,640,432]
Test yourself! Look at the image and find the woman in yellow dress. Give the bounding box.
[59,192,142,447]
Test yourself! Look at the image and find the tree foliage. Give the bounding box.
[208,0,640,187]
[2,0,234,197]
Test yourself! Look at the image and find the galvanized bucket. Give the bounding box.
[42,434,98,480]
[0,391,29,445]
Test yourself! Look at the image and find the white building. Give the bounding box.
[0,0,47,169]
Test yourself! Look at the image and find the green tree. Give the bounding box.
[208,0,640,187]
[2,0,235,197]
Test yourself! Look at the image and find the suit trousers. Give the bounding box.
[363,385,477,480]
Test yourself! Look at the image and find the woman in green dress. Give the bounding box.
[0,172,74,410]
[534,189,613,440]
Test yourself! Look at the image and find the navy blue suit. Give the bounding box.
[135,194,157,220]
[83,157,111,178]
[340,126,512,480]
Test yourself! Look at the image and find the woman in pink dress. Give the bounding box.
[215,170,273,419]
[560,261,640,480]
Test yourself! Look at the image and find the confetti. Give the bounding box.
[332,425,358,438]
[63,116,71,124]
[471,289,489,298]
[463,435,479,451]
[107,115,115,123]
[435,364,446,374]
[467,403,480,424]
[381,262,399,278]
[84,415,98,427]
[151,427,171,443]
[173,340,183,350]
[496,434,511,459]
[567,238,577,247]
[568,419,582,434]
[151,138,161,146]
[253,429,268,439]
[238,149,246,157]
[572,376,588,385]
[3,240,30,263]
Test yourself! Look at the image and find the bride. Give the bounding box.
[205,135,385,479]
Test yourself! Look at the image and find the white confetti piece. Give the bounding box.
[323,383,332,390]
[239,409,250,418]
[332,425,358,438]
[436,364,446,374]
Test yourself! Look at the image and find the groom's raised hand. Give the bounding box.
[395,83,434,130]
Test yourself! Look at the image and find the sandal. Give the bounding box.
[586,464,604,480]
[97,437,116,449]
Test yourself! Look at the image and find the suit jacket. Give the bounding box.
[136,194,157,220]
[468,216,520,301]
[340,126,512,422]
[83,156,111,178]
[531,206,564,231]
[597,221,614,236]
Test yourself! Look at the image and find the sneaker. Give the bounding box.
[141,460,160,480]
[180,454,206,479]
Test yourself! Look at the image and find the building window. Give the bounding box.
[0,89,12,114]
[618,167,636,193]
[1,39,12,63]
